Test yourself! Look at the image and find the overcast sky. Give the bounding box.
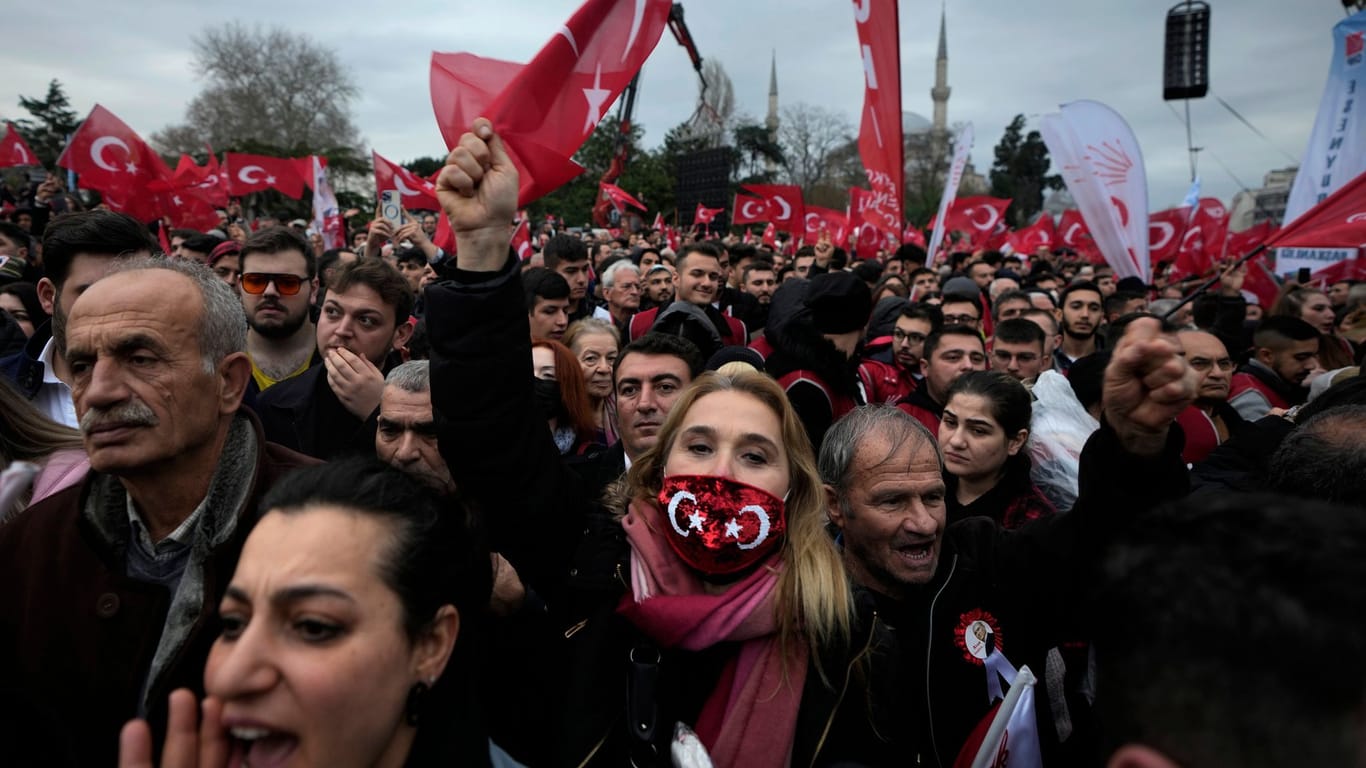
[1,0,1347,211]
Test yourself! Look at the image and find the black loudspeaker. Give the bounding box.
[1164,2,1210,101]
[675,147,732,228]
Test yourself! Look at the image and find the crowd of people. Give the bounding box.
[0,118,1363,768]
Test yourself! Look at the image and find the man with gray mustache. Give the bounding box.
[0,258,314,766]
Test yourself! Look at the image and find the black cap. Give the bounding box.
[806,272,873,334]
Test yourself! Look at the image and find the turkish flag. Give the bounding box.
[1057,209,1093,251]
[148,182,222,232]
[942,197,1011,246]
[600,181,646,211]
[57,105,172,199]
[804,206,849,244]
[512,218,533,260]
[762,222,777,248]
[651,212,665,231]
[0,124,39,168]
[171,154,205,186]
[431,0,672,207]
[1005,214,1055,253]
[665,226,680,252]
[1267,167,1366,249]
[903,221,927,248]
[224,153,308,198]
[851,0,903,234]
[694,203,723,225]
[741,184,804,230]
[849,187,898,237]
[1147,207,1188,264]
[1172,198,1230,280]
[374,151,441,212]
[733,195,770,225]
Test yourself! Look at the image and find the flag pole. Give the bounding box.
[970,665,1037,768]
[1162,243,1270,322]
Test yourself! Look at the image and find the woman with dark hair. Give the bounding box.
[870,274,909,305]
[531,337,600,455]
[1273,286,1355,370]
[938,370,1056,529]
[0,281,49,338]
[119,458,499,767]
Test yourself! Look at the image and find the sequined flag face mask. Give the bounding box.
[657,475,787,575]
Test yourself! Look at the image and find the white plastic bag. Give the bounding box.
[1027,372,1098,512]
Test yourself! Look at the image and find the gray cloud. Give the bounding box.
[1,0,1346,212]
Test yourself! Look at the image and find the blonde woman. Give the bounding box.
[559,367,865,767]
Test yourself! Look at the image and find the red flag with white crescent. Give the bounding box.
[57,105,172,199]
[512,218,533,260]
[224,153,309,198]
[0,123,39,168]
[1005,214,1054,253]
[733,195,770,225]
[652,211,664,231]
[903,221,927,248]
[762,222,777,248]
[942,197,1011,246]
[430,0,673,206]
[1147,207,1188,264]
[1267,167,1366,249]
[694,202,723,225]
[600,181,647,212]
[851,0,903,237]
[374,151,441,211]
[803,206,849,244]
[741,184,804,230]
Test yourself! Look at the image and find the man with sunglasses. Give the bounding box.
[238,227,320,396]
[1175,329,1247,464]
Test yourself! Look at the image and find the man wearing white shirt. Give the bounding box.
[0,210,155,428]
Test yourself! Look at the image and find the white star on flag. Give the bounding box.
[265,175,277,184]
[688,511,705,532]
[172,196,183,206]
[124,161,138,174]
[724,519,742,539]
[581,62,611,134]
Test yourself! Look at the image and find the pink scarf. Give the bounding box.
[617,499,808,768]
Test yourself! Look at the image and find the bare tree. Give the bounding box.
[152,23,361,155]
[778,103,854,194]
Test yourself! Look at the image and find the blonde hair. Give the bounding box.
[622,368,854,669]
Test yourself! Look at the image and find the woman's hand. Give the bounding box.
[119,690,229,768]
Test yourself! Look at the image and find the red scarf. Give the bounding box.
[617,499,808,768]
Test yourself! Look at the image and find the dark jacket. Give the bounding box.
[0,317,51,399]
[0,410,315,768]
[254,360,381,460]
[558,422,1188,767]
[763,303,865,453]
[945,453,1057,530]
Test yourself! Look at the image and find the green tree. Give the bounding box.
[403,157,446,178]
[732,123,784,184]
[990,114,1061,227]
[15,79,80,168]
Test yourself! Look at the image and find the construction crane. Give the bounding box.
[591,2,706,229]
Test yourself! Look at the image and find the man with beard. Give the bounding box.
[895,326,988,432]
[1,210,155,427]
[1055,281,1104,372]
[740,259,777,331]
[1174,329,1247,464]
[238,227,320,396]
[1228,316,1320,421]
[641,263,674,309]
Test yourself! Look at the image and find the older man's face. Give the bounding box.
[65,270,232,474]
[376,385,454,494]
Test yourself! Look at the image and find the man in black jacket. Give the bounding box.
[256,258,413,459]
[817,318,1195,766]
